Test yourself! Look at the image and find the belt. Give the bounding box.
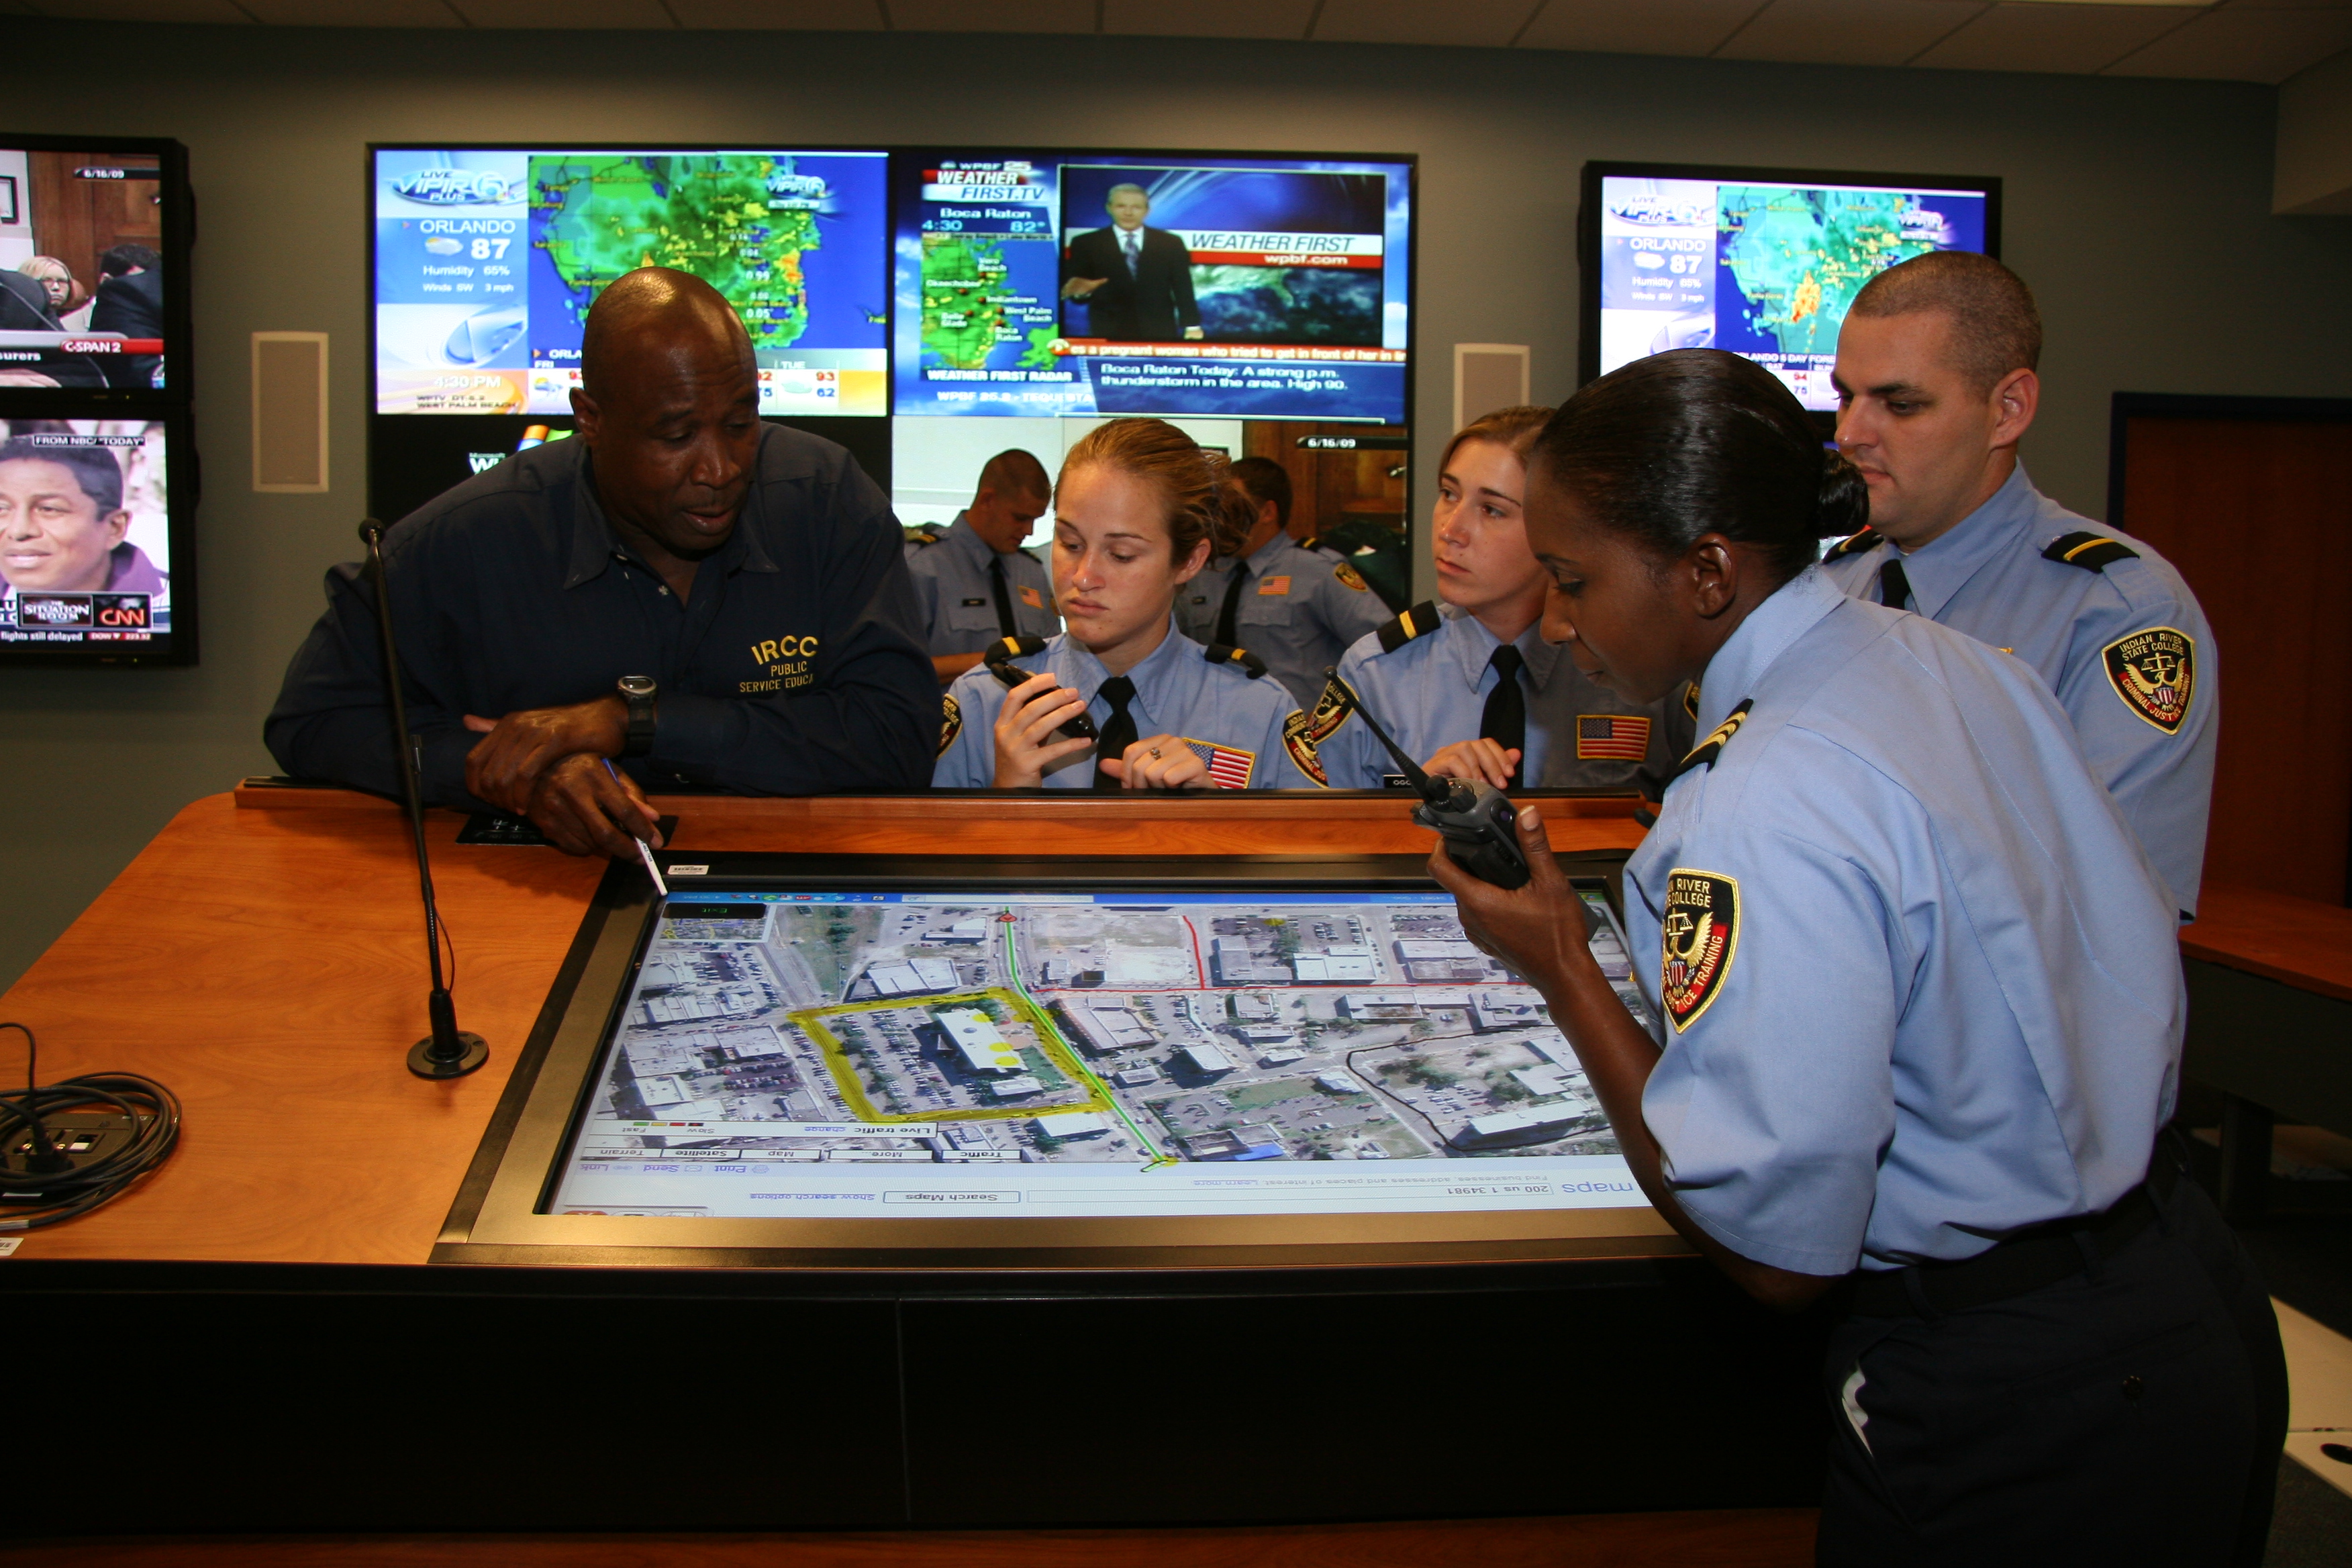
[1847,1139,2183,1320]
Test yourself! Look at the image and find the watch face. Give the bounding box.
[620,676,656,697]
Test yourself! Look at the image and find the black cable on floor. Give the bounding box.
[0,1022,181,1231]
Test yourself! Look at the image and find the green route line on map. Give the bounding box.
[997,908,1177,1169]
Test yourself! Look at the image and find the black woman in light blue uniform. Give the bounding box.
[1432,351,2284,1567]
[933,418,1313,790]
[1296,405,1689,792]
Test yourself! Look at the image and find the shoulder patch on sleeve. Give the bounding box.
[1333,562,1369,592]
[1822,526,1883,562]
[904,528,942,548]
[2103,626,2195,734]
[1661,869,1740,1031]
[2043,531,2141,573]
[1376,601,1441,654]
[938,693,963,756]
[1281,676,1355,789]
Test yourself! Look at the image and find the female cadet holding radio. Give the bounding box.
[1428,351,2284,1566]
[932,418,1314,790]
[1295,406,1689,793]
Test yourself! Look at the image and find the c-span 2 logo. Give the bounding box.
[1661,869,1740,1032]
[2103,626,2194,734]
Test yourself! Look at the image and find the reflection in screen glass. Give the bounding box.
[550,887,1652,1222]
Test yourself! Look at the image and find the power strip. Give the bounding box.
[5,1111,140,1188]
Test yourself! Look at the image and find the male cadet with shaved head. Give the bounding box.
[903,448,1059,685]
[267,266,936,856]
[1822,252,2217,918]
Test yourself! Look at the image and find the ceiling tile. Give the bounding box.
[1516,0,1759,55]
[1910,2,2196,71]
[240,0,462,23]
[668,0,881,25]
[449,0,671,21]
[1101,0,1314,37]
[2103,3,2352,78]
[1715,0,1990,65]
[23,0,255,17]
[887,0,1094,30]
[1312,0,1540,48]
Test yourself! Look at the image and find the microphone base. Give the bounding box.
[407,1032,490,1080]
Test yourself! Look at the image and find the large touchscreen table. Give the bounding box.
[548,884,1653,1224]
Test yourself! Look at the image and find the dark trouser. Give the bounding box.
[1817,1165,2288,1567]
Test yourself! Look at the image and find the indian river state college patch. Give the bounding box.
[1661,869,1740,1032]
[2103,626,2195,734]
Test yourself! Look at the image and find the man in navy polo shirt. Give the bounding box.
[266,267,935,856]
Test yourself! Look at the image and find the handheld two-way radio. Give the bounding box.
[1320,668,1532,890]
[983,637,1097,742]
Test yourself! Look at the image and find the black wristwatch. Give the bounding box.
[617,675,658,757]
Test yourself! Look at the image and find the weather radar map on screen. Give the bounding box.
[374,148,889,418]
[0,418,172,648]
[1597,173,1990,411]
[550,887,1649,1222]
[894,152,1411,423]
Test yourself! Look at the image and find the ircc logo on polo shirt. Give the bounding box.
[742,633,820,694]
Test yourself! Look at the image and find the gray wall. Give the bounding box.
[4,23,2349,989]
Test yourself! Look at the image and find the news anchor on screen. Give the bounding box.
[1061,184,1203,343]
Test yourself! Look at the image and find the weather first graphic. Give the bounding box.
[375,149,889,418]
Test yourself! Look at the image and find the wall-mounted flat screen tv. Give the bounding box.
[370,146,891,421]
[892,149,1414,425]
[1579,162,2000,413]
[0,136,190,400]
[0,409,195,666]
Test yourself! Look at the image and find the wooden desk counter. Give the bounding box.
[2175,881,2352,1219]
[2180,881,2352,1003]
[0,787,1649,1267]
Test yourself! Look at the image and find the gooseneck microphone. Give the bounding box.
[359,519,490,1081]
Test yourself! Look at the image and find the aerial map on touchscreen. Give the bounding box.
[550,890,1655,1221]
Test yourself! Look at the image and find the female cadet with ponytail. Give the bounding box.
[1429,350,2284,1565]
[932,418,1314,789]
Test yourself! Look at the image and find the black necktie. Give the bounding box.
[1092,675,1138,789]
[1879,557,1912,611]
[1481,644,1526,785]
[988,554,1018,638]
[1213,564,1248,648]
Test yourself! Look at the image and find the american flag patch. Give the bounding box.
[1577,714,1652,761]
[1182,738,1256,789]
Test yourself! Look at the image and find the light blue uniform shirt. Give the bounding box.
[934,620,1314,789]
[1174,532,1390,708]
[1818,464,2216,918]
[1628,566,2182,1276]
[1312,603,1691,791]
[904,512,1061,657]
